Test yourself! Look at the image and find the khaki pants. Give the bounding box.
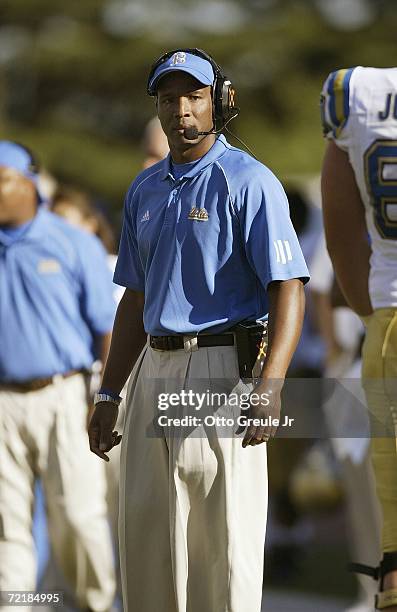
[362,308,397,552]
[119,344,268,612]
[0,374,116,611]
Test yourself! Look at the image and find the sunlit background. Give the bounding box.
[1,0,396,214]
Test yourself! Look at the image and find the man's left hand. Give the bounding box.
[235,379,282,447]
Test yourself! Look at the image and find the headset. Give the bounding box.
[147,48,239,130]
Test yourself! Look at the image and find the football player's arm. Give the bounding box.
[321,140,372,317]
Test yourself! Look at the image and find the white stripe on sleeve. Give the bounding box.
[277,240,287,264]
[274,241,280,263]
[284,240,293,261]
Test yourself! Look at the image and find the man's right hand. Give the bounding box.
[88,401,122,462]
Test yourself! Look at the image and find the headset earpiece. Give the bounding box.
[215,79,238,126]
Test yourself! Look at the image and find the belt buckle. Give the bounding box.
[151,336,166,351]
[183,335,198,353]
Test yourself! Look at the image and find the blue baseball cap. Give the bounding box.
[0,140,45,204]
[148,51,215,95]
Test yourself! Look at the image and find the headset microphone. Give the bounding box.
[184,111,239,141]
[184,126,217,140]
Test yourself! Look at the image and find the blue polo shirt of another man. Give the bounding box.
[0,209,116,382]
[114,135,309,335]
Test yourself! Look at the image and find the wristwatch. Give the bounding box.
[93,392,122,406]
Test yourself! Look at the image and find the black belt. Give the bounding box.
[0,369,86,393]
[150,333,235,351]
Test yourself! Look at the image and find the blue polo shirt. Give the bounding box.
[0,209,116,382]
[114,135,309,335]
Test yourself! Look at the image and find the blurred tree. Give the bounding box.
[0,0,396,216]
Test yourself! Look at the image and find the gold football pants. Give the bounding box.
[362,308,397,552]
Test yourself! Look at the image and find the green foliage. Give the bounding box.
[3,124,141,207]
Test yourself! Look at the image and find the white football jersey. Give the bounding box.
[321,67,397,309]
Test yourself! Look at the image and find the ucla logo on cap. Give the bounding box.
[171,52,186,65]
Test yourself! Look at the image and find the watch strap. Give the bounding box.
[94,391,122,406]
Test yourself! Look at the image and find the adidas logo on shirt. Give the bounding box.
[273,240,293,264]
[141,210,150,223]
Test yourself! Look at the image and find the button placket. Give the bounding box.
[163,184,180,226]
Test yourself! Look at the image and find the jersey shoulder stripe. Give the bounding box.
[323,68,355,137]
